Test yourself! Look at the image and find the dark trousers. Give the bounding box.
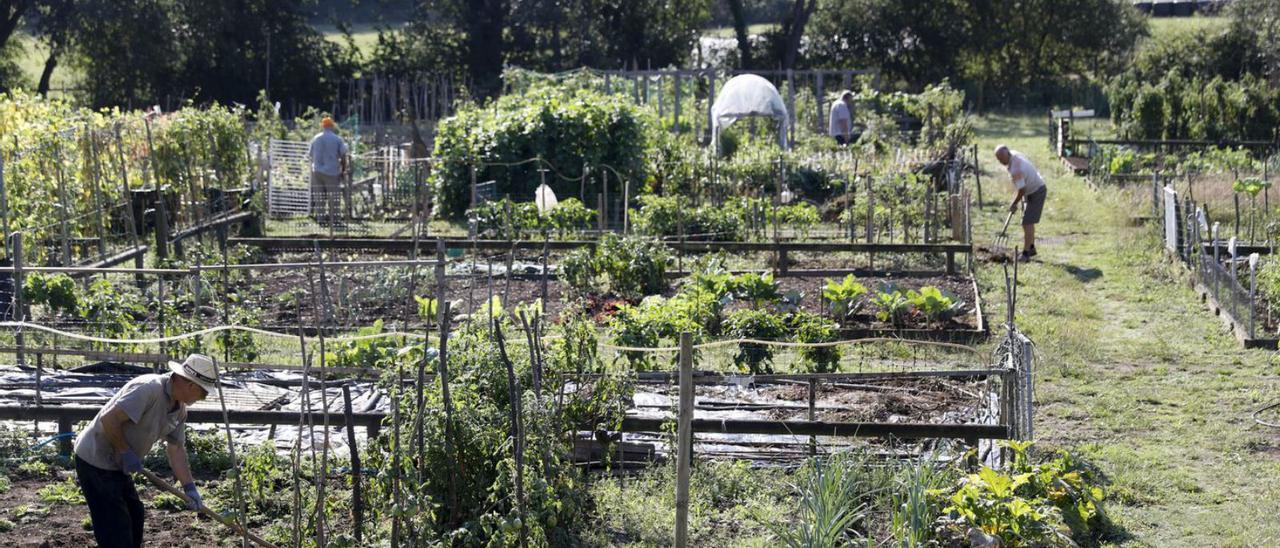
[76,456,145,548]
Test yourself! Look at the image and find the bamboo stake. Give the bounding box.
[343,385,364,544]
[212,359,252,548]
[494,328,527,548]
[437,302,459,527]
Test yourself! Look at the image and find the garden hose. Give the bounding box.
[1254,399,1280,429]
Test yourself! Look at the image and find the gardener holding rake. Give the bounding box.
[995,145,1047,262]
[73,354,220,548]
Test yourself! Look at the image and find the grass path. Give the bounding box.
[971,115,1280,546]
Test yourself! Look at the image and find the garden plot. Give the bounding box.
[614,374,996,464]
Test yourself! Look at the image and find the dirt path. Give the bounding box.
[971,115,1280,546]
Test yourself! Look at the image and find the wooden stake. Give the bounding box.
[494,328,527,548]
[341,384,363,545]
[675,332,694,548]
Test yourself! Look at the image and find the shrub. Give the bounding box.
[23,272,79,315]
[729,272,781,309]
[560,234,669,299]
[725,308,787,374]
[431,87,652,218]
[937,441,1111,547]
[790,311,842,373]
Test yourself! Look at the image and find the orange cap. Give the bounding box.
[321,117,336,129]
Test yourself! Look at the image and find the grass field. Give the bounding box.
[1147,15,1230,39]
[971,114,1280,546]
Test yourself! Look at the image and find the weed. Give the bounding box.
[0,517,13,532]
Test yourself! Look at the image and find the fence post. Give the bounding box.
[1249,254,1258,339]
[0,154,9,239]
[674,331,694,548]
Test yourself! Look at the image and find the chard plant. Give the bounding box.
[872,285,913,327]
[822,274,868,323]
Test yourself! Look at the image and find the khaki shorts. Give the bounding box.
[1022,187,1046,225]
[311,172,341,194]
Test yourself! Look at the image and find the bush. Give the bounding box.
[790,311,842,373]
[725,308,788,374]
[431,87,653,218]
[560,234,669,299]
[937,441,1112,547]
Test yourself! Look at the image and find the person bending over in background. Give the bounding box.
[828,91,855,145]
[995,144,1048,262]
[73,354,220,548]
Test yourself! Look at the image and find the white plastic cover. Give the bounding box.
[711,74,790,151]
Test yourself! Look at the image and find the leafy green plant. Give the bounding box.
[23,272,79,315]
[37,477,85,505]
[822,274,868,322]
[725,308,787,374]
[730,272,781,309]
[938,442,1110,547]
[872,286,913,327]
[906,286,964,324]
[790,311,842,373]
[77,279,144,342]
[431,86,651,218]
[561,234,669,299]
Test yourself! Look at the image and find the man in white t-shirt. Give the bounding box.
[995,145,1047,262]
[828,91,854,145]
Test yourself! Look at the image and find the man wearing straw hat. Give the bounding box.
[309,116,350,226]
[73,353,220,548]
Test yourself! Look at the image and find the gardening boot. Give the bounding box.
[1017,250,1033,262]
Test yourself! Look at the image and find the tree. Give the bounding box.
[777,0,816,70]
[1228,0,1280,84]
[726,0,752,68]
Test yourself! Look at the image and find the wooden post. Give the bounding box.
[53,143,73,266]
[973,144,984,208]
[437,302,459,526]
[674,332,694,548]
[342,384,363,545]
[706,69,716,144]
[143,118,171,260]
[815,72,825,135]
[673,73,682,132]
[57,416,72,456]
[786,69,796,147]
[808,378,817,456]
[12,233,25,377]
[494,328,528,548]
[0,153,9,239]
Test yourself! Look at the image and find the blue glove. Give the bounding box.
[182,482,203,511]
[119,450,143,473]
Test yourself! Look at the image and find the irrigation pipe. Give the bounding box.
[1254,400,1280,428]
[138,468,277,548]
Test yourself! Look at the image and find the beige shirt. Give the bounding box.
[73,373,187,470]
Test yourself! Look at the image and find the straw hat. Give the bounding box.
[169,354,219,394]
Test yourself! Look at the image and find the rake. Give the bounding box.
[992,210,1016,253]
[140,469,277,548]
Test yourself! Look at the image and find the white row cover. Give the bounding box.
[711,74,790,152]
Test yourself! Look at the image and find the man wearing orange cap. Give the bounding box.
[309,117,349,225]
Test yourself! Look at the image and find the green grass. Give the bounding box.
[971,113,1280,546]
[317,23,387,57]
[1147,15,1230,40]
[703,24,777,38]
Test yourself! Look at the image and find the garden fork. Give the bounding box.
[992,210,1015,253]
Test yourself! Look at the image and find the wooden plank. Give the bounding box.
[620,417,1009,440]
[231,236,972,255]
[0,404,386,428]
